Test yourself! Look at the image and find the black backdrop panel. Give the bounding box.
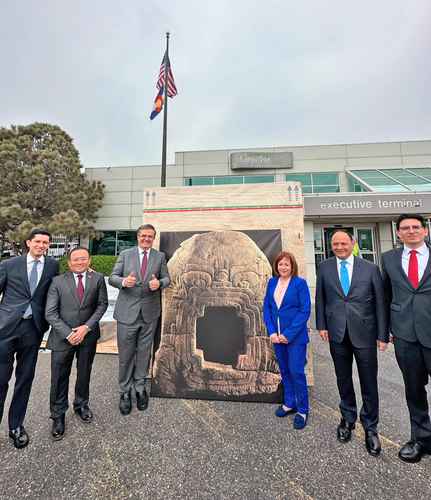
[152,229,283,402]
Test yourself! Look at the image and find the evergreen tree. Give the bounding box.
[0,122,104,253]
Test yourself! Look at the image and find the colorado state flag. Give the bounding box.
[150,86,164,120]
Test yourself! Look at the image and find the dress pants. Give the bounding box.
[329,331,379,431]
[274,343,309,414]
[393,337,431,446]
[50,343,97,418]
[117,315,158,395]
[0,318,40,430]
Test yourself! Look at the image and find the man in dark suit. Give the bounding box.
[315,229,388,456]
[382,213,431,463]
[109,224,170,415]
[45,247,108,440]
[0,229,59,448]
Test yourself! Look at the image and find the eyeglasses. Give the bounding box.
[398,225,424,232]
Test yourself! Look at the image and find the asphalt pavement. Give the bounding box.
[0,333,430,500]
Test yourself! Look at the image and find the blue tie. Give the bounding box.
[340,260,350,295]
[24,259,39,318]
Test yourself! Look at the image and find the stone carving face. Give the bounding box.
[152,230,281,399]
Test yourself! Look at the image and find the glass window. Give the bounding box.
[244,175,274,184]
[185,177,214,186]
[116,231,137,253]
[286,172,339,193]
[312,172,338,185]
[285,173,312,185]
[91,231,117,255]
[214,176,243,185]
[91,231,136,256]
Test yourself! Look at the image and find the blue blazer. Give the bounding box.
[263,276,311,345]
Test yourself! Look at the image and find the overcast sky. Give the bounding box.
[1,1,431,167]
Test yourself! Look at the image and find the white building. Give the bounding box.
[85,139,431,288]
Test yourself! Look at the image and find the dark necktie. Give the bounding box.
[77,274,85,302]
[140,251,148,280]
[408,250,419,288]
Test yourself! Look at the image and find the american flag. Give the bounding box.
[156,51,177,97]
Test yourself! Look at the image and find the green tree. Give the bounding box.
[0,123,104,253]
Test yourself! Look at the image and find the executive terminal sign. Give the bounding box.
[304,193,431,217]
[230,151,293,170]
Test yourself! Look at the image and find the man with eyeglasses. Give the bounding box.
[109,224,170,415]
[382,213,431,463]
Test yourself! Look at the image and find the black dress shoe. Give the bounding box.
[337,418,355,443]
[136,390,149,411]
[75,406,93,423]
[365,430,381,456]
[398,440,427,463]
[51,415,65,441]
[9,426,30,449]
[119,392,132,415]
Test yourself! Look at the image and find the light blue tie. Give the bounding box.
[340,260,350,295]
[24,259,39,317]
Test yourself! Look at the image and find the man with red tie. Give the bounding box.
[45,247,108,440]
[109,225,170,415]
[382,214,431,462]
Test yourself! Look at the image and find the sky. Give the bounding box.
[1,1,431,167]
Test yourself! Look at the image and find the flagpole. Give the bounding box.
[161,32,169,187]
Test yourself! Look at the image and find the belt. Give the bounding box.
[22,315,33,320]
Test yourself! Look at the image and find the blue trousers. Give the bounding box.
[274,343,309,414]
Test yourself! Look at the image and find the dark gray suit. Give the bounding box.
[0,255,59,429]
[109,247,170,395]
[382,246,431,446]
[316,256,388,430]
[45,271,108,417]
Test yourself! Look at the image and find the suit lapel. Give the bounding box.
[20,255,31,296]
[348,257,360,296]
[143,248,154,282]
[66,272,81,307]
[135,247,142,280]
[395,247,415,290]
[329,258,345,297]
[418,245,431,288]
[82,271,95,304]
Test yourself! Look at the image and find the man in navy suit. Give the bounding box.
[382,214,431,462]
[315,229,388,456]
[0,229,59,448]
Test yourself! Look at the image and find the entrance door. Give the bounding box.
[322,226,377,263]
[323,227,354,259]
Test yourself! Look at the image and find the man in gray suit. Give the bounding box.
[316,230,388,456]
[109,224,170,415]
[382,214,431,462]
[45,247,108,440]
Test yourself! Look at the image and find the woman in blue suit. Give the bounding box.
[263,251,311,429]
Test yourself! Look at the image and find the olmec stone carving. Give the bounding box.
[152,230,282,399]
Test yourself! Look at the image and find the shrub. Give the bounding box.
[58,254,117,276]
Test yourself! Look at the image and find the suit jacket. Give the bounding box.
[263,276,311,345]
[381,246,431,348]
[45,271,108,351]
[315,256,388,348]
[0,254,59,340]
[108,247,170,325]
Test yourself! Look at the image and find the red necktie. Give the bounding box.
[408,250,419,288]
[77,274,85,302]
[140,251,148,280]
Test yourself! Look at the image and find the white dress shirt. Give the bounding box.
[402,242,429,281]
[336,253,354,283]
[73,271,87,289]
[26,253,45,286]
